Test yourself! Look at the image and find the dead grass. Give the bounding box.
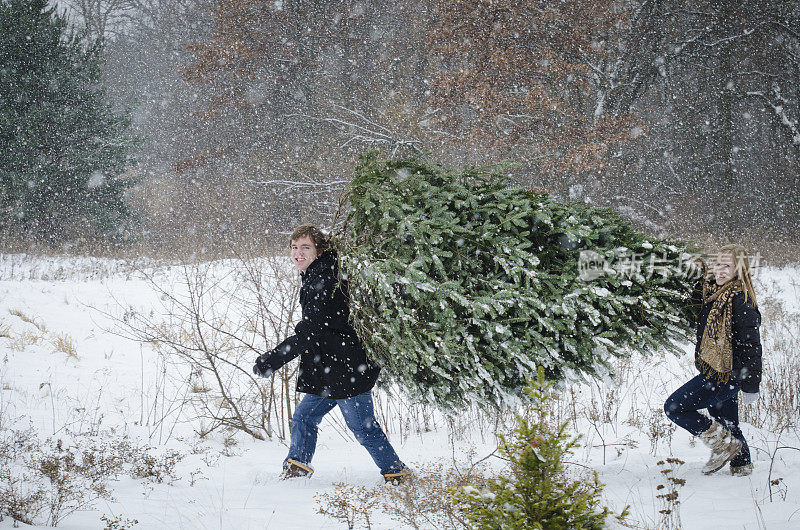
[191,382,211,394]
[6,309,48,333]
[9,309,35,325]
[51,333,79,359]
[7,330,44,352]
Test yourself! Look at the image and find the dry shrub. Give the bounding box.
[100,513,139,529]
[316,483,379,530]
[117,253,302,441]
[316,461,488,529]
[0,428,117,526]
[740,296,800,433]
[0,425,183,526]
[376,463,484,529]
[128,448,183,484]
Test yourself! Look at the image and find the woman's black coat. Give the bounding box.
[253,250,380,399]
[689,280,763,394]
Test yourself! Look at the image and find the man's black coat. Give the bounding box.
[253,250,380,398]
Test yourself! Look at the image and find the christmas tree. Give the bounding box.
[338,153,696,409]
[0,0,139,245]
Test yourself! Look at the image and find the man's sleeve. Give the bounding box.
[254,335,301,377]
[254,318,326,376]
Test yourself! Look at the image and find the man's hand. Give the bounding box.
[253,354,273,377]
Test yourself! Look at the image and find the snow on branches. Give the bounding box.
[337,154,697,410]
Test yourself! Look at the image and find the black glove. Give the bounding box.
[253,354,273,377]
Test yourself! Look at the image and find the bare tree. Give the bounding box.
[65,0,133,42]
[113,253,302,440]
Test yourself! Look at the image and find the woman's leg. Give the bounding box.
[337,391,405,475]
[665,374,744,473]
[664,375,716,435]
[663,374,739,435]
[708,394,751,467]
[286,393,337,466]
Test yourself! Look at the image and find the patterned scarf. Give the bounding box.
[698,279,743,384]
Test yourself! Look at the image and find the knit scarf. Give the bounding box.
[697,279,743,384]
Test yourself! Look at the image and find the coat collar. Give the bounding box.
[301,249,336,278]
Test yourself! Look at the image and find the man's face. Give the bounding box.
[291,235,319,272]
[713,253,737,286]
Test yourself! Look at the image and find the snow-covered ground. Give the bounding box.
[1,254,799,529]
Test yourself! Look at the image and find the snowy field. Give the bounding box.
[1,253,799,529]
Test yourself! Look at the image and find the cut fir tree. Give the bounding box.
[337,153,697,410]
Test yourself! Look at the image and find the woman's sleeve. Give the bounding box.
[733,295,763,394]
[684,278,705,327]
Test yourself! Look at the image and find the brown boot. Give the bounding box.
[281,458,314,479]
[383,468,412,485]
[699,421,742,475]
[730,463,753,476]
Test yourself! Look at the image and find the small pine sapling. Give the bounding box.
[453,370,629,529]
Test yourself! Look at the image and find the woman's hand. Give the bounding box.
[741,392,759,405]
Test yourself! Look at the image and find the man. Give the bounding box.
[253,224,409,482]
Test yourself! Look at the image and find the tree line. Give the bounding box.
[2,0,798,256]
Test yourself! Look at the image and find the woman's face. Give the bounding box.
[713,253,737,286]
[290,235,319,272]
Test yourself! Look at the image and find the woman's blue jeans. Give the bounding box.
[664,374,751,467]
[285,391,405,474]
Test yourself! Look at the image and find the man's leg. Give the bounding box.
[708,393,751,467]
[286,393,337,466]
[337,391,405,475]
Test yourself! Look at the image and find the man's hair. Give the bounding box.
[289,224,331,253]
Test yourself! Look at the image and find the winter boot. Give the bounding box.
[281,458,314,479]
[730,463,754,476]
[699,421,743,475]
[382,468,412,485]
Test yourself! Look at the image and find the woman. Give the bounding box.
[253,224,409,482]
[664,244,763,476]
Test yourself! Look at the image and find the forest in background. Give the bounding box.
[4,0,799,261]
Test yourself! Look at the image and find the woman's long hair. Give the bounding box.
[716,244,758,307]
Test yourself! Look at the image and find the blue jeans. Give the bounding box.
[664,374,750,466]
[285,391,405,475]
